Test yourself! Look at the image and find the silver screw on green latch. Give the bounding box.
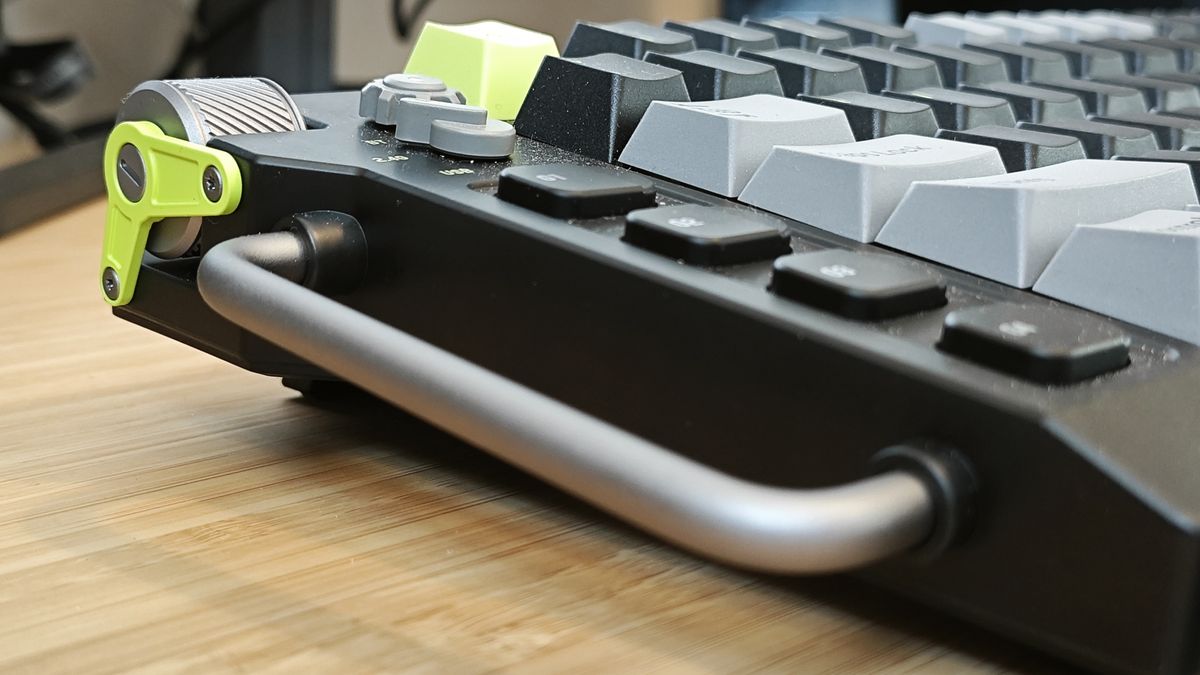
[102,267,120,301]
[202,165,223,202]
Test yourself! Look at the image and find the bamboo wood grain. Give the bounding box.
[0,201,1068,674]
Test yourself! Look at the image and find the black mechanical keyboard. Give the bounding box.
[96,10,1200,675]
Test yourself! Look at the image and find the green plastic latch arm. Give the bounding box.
[100,120,243,306]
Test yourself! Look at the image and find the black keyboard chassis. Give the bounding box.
[116,91,1200,675]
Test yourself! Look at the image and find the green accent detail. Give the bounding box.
[100,121,242,306]
[404,20,558,121]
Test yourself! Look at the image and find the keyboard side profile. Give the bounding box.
[97,11,1200,675]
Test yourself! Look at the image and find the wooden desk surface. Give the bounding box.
[0,201,1070,674]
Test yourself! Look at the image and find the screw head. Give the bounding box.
[102,267,121,301]
[202,166,223,202]
[116,144,146,202]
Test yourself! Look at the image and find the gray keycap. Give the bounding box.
[893,44,1011,87]
[798,91,939,140]
[1085,38,1180,76]
[741,17,851,51]
[902,13,1007,46]
[1091,73,1200,111]
[1017,119,1159,158]
[818,17,916,47]
[1137,37,1200,72]
[1091,111,1200,150]
[936,125,1086,171]
[393,98,488,144]
[1027,78,1147,116]
[644,50,783,100]
[738,134,1005,242]
[562,20,695,59]
[1034,209,1200,344]
[820,46,942,93]
[958,81,1086,123]
[429,119,516,159]
[876,159,1198,287]
[885,87,1016,130]
[735,48,866,97]
[1036,41,1128,78]
[961,43,1073,82]
[663,18,777,54]
[618,95,854,197]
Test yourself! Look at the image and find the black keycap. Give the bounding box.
[1114,149,1200,186]
[958,81,1085,123]
[1017,119,1159,158]
[643,50,783,100]
[1158,106,1200,120]
[1091,112,1200,150]
[938,304,1130,384]
[740,17,851,51]
[1146,70,1200,91]
[514,54,689,163]
[1084,38,1179,76]
[735,47,866,96]
[961,43,1072,82]
[884,87,1016,130]
[623,205,791,265]
[936,125,1086,171]
[819,46,942,93]
[663,18,777,54]
[1090,74,1200,112]
[1036,41,1128,78]
[817,17,915,47]
[498,164,656,219]
[1027,78,1146,116]
[562,20,696,59]
[771,250,946,320]
[893,44,1010,88]
[1137,37,1200,72]
[798,91,938,140]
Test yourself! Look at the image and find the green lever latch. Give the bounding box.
[100,121,242,306]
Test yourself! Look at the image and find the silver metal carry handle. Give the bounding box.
[196,229,946,574]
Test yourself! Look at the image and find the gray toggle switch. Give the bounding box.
[739,134,1005,243]
[393,98,488,144]
[876,159,1198,287]
[619,95,854,197]
[429,118,516,159]
[359,73,468,126]
[1034,209,1200,344]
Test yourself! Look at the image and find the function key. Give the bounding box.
[964,12,1063,43]
[1091,111,1200,150]
[820,46,942,93]
[619,96,853,198]
[1091,73,1200,112]
[893,44,1010,88]
[643,50,783,100]
[735,48,867,97]
[798,91,938,140]
[1018,119,1158,159]
[935,125,1085,171]
[498,164,656,219]
[1080,12,1157,40]
[817,17,916,48]
[961,43,1072,82]
[958,81,1085,124]
[885,87,1016,131]
[1035,41,1128,78]
[1084,38,1179,76]
[902,13,1006,47]
[740,17,851,51]
[1027,78,1146,116]
[663,18,777,54]
[938,304,1130,384]
[513,54,689,163]
[623,205,791,265]
[876,159,1196,287]
[771,250,946,320]
[562,21,695,59]
[1135,37,1200,73]
[1031,13,1114,41]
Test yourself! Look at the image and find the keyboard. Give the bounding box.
[97,10,1200,675]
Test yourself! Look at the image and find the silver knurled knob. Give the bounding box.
[359,73,467,126]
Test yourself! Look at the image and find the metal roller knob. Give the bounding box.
[116,77,307,258]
